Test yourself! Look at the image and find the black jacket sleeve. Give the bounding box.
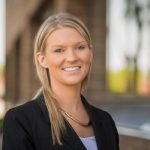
[2,109,35,150]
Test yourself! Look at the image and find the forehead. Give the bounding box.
[46,27,86,46]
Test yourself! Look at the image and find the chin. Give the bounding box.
[62,76,86,86]
[64,80,82,86]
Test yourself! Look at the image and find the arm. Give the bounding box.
[2,109,35,150]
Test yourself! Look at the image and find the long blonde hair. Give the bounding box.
[34,12,92,145]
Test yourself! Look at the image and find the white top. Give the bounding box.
[79,136,98,150]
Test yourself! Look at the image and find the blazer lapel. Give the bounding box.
[81,96,107,150]
[37,94,107,150]
[37,95,87,150]
[62,121,87,150]
[89,108,106,150]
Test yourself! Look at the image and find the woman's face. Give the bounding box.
[37,27,92,88]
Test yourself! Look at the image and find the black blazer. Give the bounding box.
[2,95,119,150]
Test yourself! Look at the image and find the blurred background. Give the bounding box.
[0,0,150,149]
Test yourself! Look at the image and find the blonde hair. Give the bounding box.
[34,12,92,145]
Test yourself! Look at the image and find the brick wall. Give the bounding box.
[6,0,53,103]
[6,0,107,103]
[6,0,43,53]
[63,0,107,100]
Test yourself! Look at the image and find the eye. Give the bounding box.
[77,45,87,50]
[54,48,64,53]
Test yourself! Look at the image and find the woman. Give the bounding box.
[3,13,119,150]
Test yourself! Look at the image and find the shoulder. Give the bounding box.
[82,95,116,124]
[83,98,119,148]
[4,97,42,127]
[2,97,46,149]
[89,103,119,135]
[86,101,118,131]
[89,104,115,122]
[6,98,39,115]
[91,105,119,149]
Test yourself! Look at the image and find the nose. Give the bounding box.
[66,49,78,62]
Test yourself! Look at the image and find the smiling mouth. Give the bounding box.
[62,66,81,72]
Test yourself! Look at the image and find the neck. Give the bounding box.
[51,83,83,112]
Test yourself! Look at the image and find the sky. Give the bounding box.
[0,0,5,66]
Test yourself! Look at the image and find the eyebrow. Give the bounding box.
[50,41,87,48]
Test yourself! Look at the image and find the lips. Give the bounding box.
[62,66,81,71]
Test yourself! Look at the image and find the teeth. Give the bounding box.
[63,66,80,71]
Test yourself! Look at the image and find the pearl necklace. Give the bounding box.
[61,109,91,127]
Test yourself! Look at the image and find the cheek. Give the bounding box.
[46,56,64,71]
[82,52,92,65]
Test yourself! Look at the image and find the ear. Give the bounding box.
[36,52,48,68]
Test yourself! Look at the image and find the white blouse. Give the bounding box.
[79,136,98,150]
